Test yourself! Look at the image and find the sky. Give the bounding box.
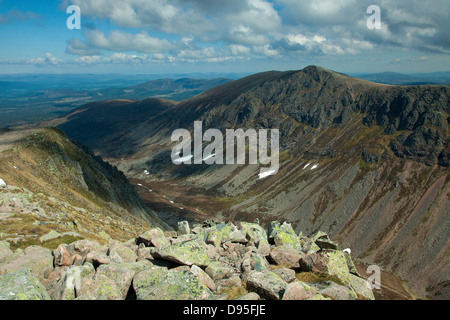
[0,0,449,75]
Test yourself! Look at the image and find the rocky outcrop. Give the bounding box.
[0,220,374,300]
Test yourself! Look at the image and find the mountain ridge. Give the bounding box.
[54,65,449,299]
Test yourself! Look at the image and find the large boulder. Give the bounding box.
[268,221,302,250]
[241,252,270,272]
[96,261,152,299]
[71,239,103,257]
[315,250,374,300]
[246,270,287,300]
[239,222,268,246]
[310,281,357,300]
[107,243,138,264]
[205,261,235,281]
[54,263,96,300]
[0,246,53,282]
[215,222,247,243]
[77,274,123,300]
[53,244,73,267]
[153,240,211,267]
[0,268,51,300]
[137,228,170,248]
[133,266,213,300]
[269,247,302,268]
[190,265,216,291]
[282,281,317,300]
[311,231,338,250]
[271,268,296,283]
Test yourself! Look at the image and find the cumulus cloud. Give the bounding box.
[27,53,63,66]
[82,29,175,53]
[61,0,450,64]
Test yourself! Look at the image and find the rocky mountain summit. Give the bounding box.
[0,219,374,300]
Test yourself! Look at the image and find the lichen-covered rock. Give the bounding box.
[282,281,317,300]
[191,265,215,291]
[205,261,235,280]
[154,240,211,267]
[107,243,138,263]
[272,268,296,283]
[71,239,103,257]
[300,237,321,254]
[77,274,122,300]
[96,260,151,299]
[307,293,331,300]
[343,251,359,276]
[269,247,302,268]
[55,263,95,300]
[321,250,374,300]
[246,270,287,300]
[0,268,51,300]
[234,292,260,300]
[1,246,53,282]
[85,250,110,267]
[245,252,270,272]
[268,221,301,250]
[311,231,338,250]
[239,222,268,246]
[133,266,213,300]
[206,230,223,247]
[310,281,357,300]
[137,228,170,248]
[0,241,14,264]
[39,230,62,243]
[215,222,247,243]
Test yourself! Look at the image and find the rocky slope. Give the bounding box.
[0,128,170,251]
[55,66,449,299]
[0,219,375,300]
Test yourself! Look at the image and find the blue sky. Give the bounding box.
[0,0,449,74]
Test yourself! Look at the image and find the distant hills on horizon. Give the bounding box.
[1,69,449,128]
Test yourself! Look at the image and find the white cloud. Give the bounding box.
[253,44,280,57]
[84,29,175,53]
[60,0,450,66]
[27,53,63,65]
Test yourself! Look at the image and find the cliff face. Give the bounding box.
[56,66,449,299]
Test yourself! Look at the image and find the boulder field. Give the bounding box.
[0,219,374,300]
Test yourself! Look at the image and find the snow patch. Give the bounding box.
[303,163,311,169]
[258,169,277,179]
[0,178,6,187]
[173,155,193,164]
[310,164,318,170]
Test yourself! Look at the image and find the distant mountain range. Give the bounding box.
[54,66,450,300]
[0,77,233,127]
[351,71,450,85]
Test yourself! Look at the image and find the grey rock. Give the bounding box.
[0,268,51,300]
[246,271,287,300]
